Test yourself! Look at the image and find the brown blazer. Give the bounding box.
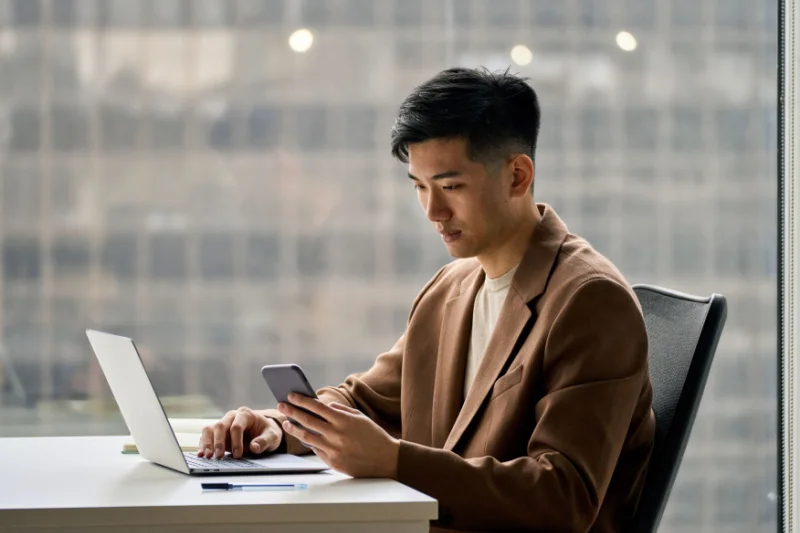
[269,204,655,533]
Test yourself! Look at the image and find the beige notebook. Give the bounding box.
[121,418,217,454]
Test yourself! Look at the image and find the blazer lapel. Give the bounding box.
[431,269,484,448]
[443,291,531,451]
[442,203,570,452]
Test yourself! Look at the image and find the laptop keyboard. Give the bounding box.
[184,453,262,470]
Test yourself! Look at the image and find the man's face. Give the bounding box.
[407,138,513,259]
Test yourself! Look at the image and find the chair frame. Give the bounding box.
[629,284,728,532]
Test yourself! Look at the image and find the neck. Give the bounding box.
[478,203,541,279]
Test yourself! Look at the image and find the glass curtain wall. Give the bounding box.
[0,1,777,531]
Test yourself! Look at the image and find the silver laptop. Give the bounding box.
[85,329,328,476]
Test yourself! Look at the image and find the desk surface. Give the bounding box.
[0,436,437,531]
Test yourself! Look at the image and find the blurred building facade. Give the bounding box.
[0,1,777,531]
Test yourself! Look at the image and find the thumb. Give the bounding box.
[250,428,281,454]
[329,402,360,415]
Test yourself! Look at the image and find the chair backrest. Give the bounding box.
[628,284,727,533]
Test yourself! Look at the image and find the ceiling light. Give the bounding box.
[616,31,637,52]
[510,44,533,66]
[289,29,314,53]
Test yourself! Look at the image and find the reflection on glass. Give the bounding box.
[0,1,778,531]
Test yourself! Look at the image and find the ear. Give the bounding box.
[509,154,534,197]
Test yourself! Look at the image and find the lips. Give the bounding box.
[439,230,462,243]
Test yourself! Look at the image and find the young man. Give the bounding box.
[199,67,655,532]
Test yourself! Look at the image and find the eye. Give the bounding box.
[442,184,460,191]
[414,184,425,191]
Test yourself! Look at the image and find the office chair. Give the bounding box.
[628,284,727,533]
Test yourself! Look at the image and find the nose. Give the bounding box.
[423,190,451,223]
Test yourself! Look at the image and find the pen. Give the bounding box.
[201,482,309,491]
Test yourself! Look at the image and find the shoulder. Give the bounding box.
[543,234,641,319]
[540,238,650,383]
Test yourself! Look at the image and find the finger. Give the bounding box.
[282,419,329,452]
[198,425,214,457]
[312,447,335,468]
[213,412,235,459]
[278,403,329,434]
[249,431,279,454]
[229,410,252,459]
[287,394,340,422]
[329,402,360,415]
[251,419,282,454]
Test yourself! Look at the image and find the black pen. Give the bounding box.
[202,482,309,491]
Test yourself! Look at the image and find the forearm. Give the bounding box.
[396,441,598,532]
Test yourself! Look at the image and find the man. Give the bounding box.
[199,67,655,532]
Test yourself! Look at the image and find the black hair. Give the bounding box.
[390,67,540,168]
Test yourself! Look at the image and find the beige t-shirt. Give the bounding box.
[464,265,519,398]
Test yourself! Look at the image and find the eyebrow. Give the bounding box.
[407,170,463,181]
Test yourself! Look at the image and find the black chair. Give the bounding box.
[628,284,728,533]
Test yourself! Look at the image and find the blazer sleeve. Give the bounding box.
[395,277,652,532]
[264,264,449,456]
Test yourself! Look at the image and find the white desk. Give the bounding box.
[0,436,437,533]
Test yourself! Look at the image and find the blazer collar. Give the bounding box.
[457,203,569,304]
[436,203,570,451]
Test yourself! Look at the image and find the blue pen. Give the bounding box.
[202,482,309,491]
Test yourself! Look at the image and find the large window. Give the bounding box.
[0,1,777,531]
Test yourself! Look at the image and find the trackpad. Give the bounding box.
[249,454,327,471]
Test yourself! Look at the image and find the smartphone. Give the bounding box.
[261,364,325,446]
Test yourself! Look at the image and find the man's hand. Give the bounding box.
[198,407,283,459]
[278,393,400,478]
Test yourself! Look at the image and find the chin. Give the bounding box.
[444,242,479,259]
